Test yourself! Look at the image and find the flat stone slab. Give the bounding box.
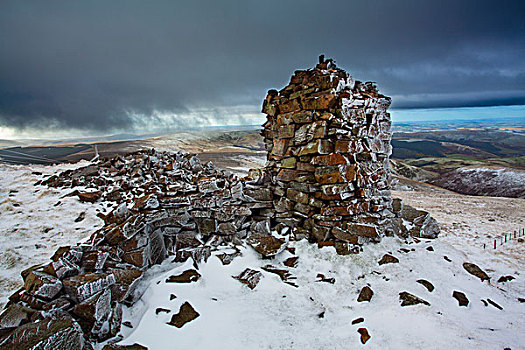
[165,269,201,283]
[378,254,399,265]
[247,234,286,258]
[416,279,434,292]
[233,268,262,290]
[167,302,200,328]
[358,327,371,344]
[357,286,374,302]
[399,291,430,307]
[463,262,490,281]
[452,291,469,307]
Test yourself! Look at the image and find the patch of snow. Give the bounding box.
[111,234,524,349]
[0,162,105,308]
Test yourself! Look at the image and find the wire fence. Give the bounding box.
[483,227,525,250]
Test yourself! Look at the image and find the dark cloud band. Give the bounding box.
[0,0,523,131]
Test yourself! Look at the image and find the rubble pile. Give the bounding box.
[0,150,277,348]
[0,57,439,348]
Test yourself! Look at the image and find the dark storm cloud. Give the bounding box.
[0,0,524,131]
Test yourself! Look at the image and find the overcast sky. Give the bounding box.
[1,0,524,135]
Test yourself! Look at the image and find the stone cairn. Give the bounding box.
[0,57,439,349]
[262,55,395,252]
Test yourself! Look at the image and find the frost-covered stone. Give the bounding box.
[0,313,92,350]
[0,304,35,329]
[233,268,262,290]
[247,234,286,258]
[72,288,114,340]
[23,270,63,300]
[63,273,116,302]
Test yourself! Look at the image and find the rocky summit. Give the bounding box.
[0,57,440,348]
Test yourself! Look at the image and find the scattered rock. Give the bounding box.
[399,205,440,238]
[170,294,177,300]
[316,273,335,284]
[497,275,515,283]
[487,299,503,310]
[416,279,434,292]
[167,302,200,328]
[216,250,242,265]
[23,270,63,300]
[74,212,86,223]
[166,269,201,283]
[77,191,102,203]
[317,311,325,319]
[452,291,469,307]
[122,321,133,328]
[262,265,294,282]
[155,308,171,315]
[0,304,35,329]
[70,288,118,341]
[399,292,430,306]
[426,246,434,252]
[463,262,490,281]
[357,286,374,302]
[352,317,364,325]
[357,327,371,344]
[443,256,452,262]
[233,268,262,290]
[283,256,299,268]
[518,298,525,303]
[102,344,148,350]
[247,234,286,258]
[63,272,116,302]
[378,254,399,265]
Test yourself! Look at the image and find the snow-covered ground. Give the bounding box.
[109,188,525,349]
[111,237,524,350]
[0,162,105,308]
[1,163,524,349]
[432,167,525,198]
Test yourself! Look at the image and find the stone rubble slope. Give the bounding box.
[0,149,277,348]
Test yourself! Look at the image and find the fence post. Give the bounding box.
[505,234,507,242]
[494,239,496,249]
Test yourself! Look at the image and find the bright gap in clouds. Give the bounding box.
[390,105,525,122]
[1,105,524,141]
